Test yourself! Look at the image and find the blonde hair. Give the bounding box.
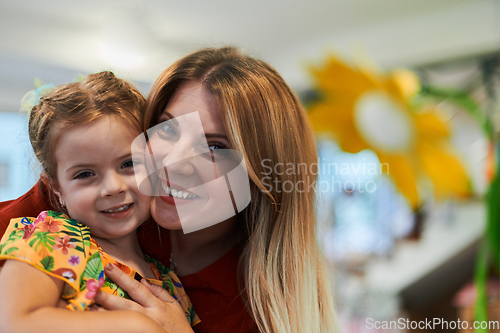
[28,71,145,210]
[145,47,338,333]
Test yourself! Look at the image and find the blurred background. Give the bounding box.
[0,0,499,332]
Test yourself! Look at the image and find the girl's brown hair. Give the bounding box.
[145,47,338,333]
[28,71,145,210]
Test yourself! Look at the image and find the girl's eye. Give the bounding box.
[74,171,94,179]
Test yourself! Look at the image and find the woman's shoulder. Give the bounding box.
[0,181,55,239]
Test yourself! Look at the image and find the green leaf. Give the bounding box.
[65,218,84,227]
[40,256,55,271]
[47,211,65,218]
[474,242,489,332]
[30,232,55,252]
[63,232,79,237]
[486,144,500,271]
[3,247,18,255]
[65,225,80,233]
[102,279,112,289]
[82,252,103,280]
[421,86,493,139]
[7,229,23,243]
[29,238,37,247]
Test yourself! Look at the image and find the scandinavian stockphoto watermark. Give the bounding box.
[260,158,389,194]
[366,317,500,330]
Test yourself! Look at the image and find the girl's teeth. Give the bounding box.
[161,183,199,199]
[104,204,131,213]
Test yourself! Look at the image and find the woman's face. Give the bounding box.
[146,81,247,233]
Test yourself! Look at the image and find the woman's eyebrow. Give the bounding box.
[204,133,228,141]
[161,110,227,141]
[159,111,178,126]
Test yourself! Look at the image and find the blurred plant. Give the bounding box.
[307,55,470,209]
[423,76,499,332]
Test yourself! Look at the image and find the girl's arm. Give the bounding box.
[0,260,166,333]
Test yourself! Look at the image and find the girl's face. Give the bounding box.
[147,81,244,232]
[53,115,151,240]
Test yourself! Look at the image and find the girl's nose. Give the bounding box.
[101,171,127,197]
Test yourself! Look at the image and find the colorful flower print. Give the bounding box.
[53,235,76,255]
[68,255,80,266]
[85,277,105,300]
[20,217,38,239]
[34,211,48,224]
[113,261,131,274]
[38,216,63,233]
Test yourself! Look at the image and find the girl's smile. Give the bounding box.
[53,115,151,241]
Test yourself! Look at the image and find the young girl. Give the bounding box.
[0,72,199,332]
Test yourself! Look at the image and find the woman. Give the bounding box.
[0,47,338,333]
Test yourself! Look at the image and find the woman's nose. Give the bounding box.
[161,140,197,176]
[100,171,127,197]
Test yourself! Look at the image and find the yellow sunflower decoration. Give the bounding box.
[307,55,470,208]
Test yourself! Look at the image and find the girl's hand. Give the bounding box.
[94,264,194,333]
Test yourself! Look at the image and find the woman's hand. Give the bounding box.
[94,263,194,333]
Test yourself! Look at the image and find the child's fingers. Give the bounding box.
[140,278,177,304]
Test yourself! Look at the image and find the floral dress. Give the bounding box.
[0,210,200,326]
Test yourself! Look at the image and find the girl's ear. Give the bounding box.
[41,171,63,205]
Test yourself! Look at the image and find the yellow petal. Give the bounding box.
[308,102,368,153]
[377,152,420,208]
[417,141,471,197]
[414,111,450,139]
[385,69,420,102]
[311,56,378,98]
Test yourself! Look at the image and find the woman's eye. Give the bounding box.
[157,123,178,139]
[122,160,134,169]
[74,171,94,179]
[208,142,228,151]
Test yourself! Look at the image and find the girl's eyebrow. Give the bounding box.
[65,153,132,173]
[65,163,95,174]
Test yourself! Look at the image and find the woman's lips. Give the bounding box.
[159,181,200,206]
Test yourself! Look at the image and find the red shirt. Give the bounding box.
[0,181,257,333]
